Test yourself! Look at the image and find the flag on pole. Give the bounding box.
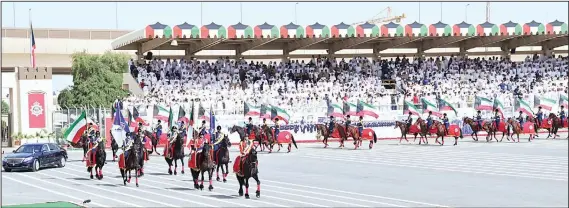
[403,101,421,116]
[327,100,344,118]
[534,95,556,111]
[244,102,261,117]
[167,106,175,129]
[178,105,189,125]
[189,101,195,126]
[514,98,534,116]
[421,98,442,117]
[474,96,493,111]
[63,111,89,144]
[438,97,458,116]
[343,101,357,116]
[560,94,569,109]
[260,104,272,119]
[356,100,379,119]
[153,105,169,121]
[209,107,215,140]
[29,10,36,68]
[129,107,147,127]
[271,105,291,124]
[111,105,130,149]
[198,103,209,121]
[493,98,505,119]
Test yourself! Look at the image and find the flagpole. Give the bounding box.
[29,8,32,68]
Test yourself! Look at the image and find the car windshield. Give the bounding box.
[15,145,43,154]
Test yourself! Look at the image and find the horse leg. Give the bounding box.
[167,159,173,175]
[128,170,131,183]
[216,164,221,181]
[208,168,214,191]
[253,174,261,198]
[199,170,205,190]
[441,135,444,146]
[454,136,458,146]
[287,143,291,153]
[192,170,199,189]
[223,163,228,182]
[180,157,185,174]
[99,166,104,180]
[121,169,127,185]
[135,168,139,187]
[244,177,250,199]
[174,159,178,175]
[237,176,244,196]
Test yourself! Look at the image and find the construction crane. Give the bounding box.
[351,7,406,26]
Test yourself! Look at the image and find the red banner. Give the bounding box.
[28,92,46,128]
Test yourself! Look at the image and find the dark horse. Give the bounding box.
[120,135,143,187]
[315,123,348,148]
[260,126,276,153]
[235,148,260,199]
[548,113,562,139]
[215,134,232,183]
[138,130,158,155]
[190,143,216,191]
[109,131,119,162]
[230,126,262,151]
[165,133,185,175]
[86,141,106,179]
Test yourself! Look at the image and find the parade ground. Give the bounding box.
[2,135,568,207]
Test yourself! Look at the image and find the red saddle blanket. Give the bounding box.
[408,124,461,136]
[262,130,294,143]
[188,149,214,170]
[233,155,258,174]
[85,150,97,168]
[118,153,125,169]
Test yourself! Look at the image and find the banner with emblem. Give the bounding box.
[28,91,46,128]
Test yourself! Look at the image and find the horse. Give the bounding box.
[462,118,485,141]
[413,118,429,145]
[262,126,298,153]
[315,123,348,148]
[190,143,215,191]
[394,121,419,144]
[260,126,276,153]
[234,148,260,199]
[86,140,106,179]
[138,130,157,155]
[80,135,89,162]
[230,125,262,151]
[548,113,562,139]
[506,118,532,142]
[164,133,185,175]
[109,131,119,162]
[526,115,550,138]
[214,134,232,183]
[346,126,377,149]
[119,136,143,187]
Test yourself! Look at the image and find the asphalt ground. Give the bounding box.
[2,134,568,207]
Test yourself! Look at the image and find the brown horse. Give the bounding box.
[260,126,276,153]
[394,121,419,144]
[315,123,348,148]
[548,113,562,139]
[345,126,363,149]
[506,119,531,142]
[413,118,429,145]
[462,117,485,141]
[416,120,454,146]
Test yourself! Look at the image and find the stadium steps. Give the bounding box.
[122,73,144,96]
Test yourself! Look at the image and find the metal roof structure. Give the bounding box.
[111,20,569,58]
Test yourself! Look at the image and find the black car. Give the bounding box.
[3,143,68,172]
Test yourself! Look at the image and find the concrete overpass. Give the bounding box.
[2,27,568,75]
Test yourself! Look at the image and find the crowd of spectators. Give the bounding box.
[123,53,569,118]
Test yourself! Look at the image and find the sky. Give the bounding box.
[2,2,568,93]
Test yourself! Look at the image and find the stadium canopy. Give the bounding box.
[111,20,568,59]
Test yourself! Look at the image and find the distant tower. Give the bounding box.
[486,2,490,22]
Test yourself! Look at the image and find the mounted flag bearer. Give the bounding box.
[356,116,364,137]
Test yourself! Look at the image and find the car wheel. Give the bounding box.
[4,168,12,172]
[58,157,66,168]
[32,159,40,172]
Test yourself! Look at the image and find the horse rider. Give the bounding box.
[560,105,566,125]
[153,120,163,141]
[135,122,144,134]
[426,111,433,130]
[345,115,351,133]
[328,116,335,135]
[238,134,253,175]
[493,109,501,129]
[213,126,225,150]
[356,116,364,137]
[246,117,254,137]
[406,112,413,131]
[442,113,449,135]
[199,120,208,137]
[274,118,281,140]
[178,121,187,138]
[536,106,543,127]
[475,110,483,131]
[85,123,96,139]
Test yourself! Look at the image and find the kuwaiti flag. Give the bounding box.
[64,111,94,144]
[343,101,358,116]
[475,96,493,111]
[271,105,291,125]
[129,107,148,127]
[356,100,379,119]
[493,98,505,119]
[534,95,557,111]
[30,20,36,68]
[244,102,261,117]
[260,104,272,119]
[153,105,169,121]
[421,98,442,117]
[177,105,190,125]
[327,100,344,118]
[403,101,421,116]
[198,103,209,121]
[514,98,534,116]
[167,106,176,129]
[560,94,569,108]
[438,97,458,116]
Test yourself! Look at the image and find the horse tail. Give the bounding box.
[291,134,298,149]
[372,131,377,143]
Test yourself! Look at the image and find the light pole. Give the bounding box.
[13,3,16,27]
[240,2,243,23]
[295,3,299,24]
[440,2,443,22]
[465,4,470,22]
[418,2,421,23]
[115,2,118,29]
[200,2,203,26]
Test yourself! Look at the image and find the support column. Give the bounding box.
[541,41,553,58]
[458,45,467,58]
[136,43,144,63]
[235,47,243,61]
[500,44,510,59]
[184,48,193,61]
[416,42,425,58]
[282,44,290,63]
[373,46,380,60]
